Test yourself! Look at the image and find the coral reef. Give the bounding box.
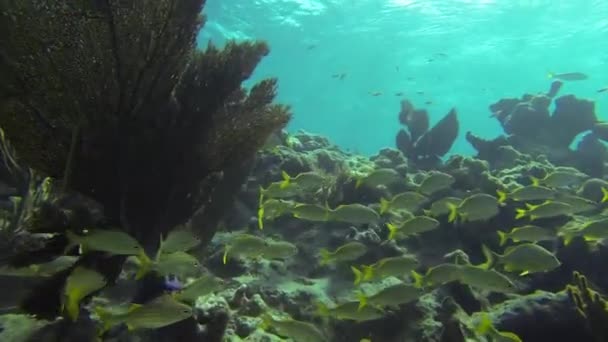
[396,100,459,167]
[567,271,608,342]
[466,82,606,176]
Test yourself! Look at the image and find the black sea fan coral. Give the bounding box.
[0,0,290,246]
[0,0,290,322]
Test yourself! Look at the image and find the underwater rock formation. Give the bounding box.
[467,82,606,177]
[395,100,459,166]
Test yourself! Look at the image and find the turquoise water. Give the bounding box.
[198,0,608,156]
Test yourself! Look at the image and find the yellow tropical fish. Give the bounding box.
[63,266,107,321]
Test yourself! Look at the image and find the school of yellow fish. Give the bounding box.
[3,165,607,341]
[246,165,608,341]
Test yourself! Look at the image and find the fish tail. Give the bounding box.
[279,170,291,189]
[356,292,368,311]
[479,244,495,270]
[319,249,331,266]
[223,246,231,265]
[497,230,508,246]
[156,233,165,260]
[423,209,433,217]
[315,302,330,317]
[562,233,574,246]
[65,294,80,322]
[134,253,152,280]
[379,198,390,214]
[362,265,374,281]
[496,190,507,204]
[411,270,424,288]
[515,208,527,220]
[447,203,458,223]
[530,176,540,186]
[260,313,273,330]
[475,313,493,336]
[601,187,608,203]
[94,306,114,334]
[386,223,398,240]
[351,266,363,285]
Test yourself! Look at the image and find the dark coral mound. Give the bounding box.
[396,99,459,166]
[467,83,605,176]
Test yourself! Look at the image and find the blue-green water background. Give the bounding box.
[198,0,608,156]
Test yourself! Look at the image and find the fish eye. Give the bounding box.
[183,309,191,314]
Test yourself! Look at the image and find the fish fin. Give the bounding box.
[134,249,152,280]
[530,176,540,186]
[530,215,537,221]
[411,270,424,288]
[497,230,508,246]
[351,266,363,285]
[94,306,121,334]
[66,293,80,322]
[496,190,507,204]
[519,270,530,276]
[525,203,537,210]
[379,198,390,215]
[355,178,363,188]
[386,223,398,240]
[515,209,527,220]
[447,203,458,223]
[602,187,608,203]
[562,233,574,246]
[257,206,264,230]
[315,302,330,317]
[156,233,166,260]
[319,249,331,266]
[279,171,290,189]
[362,265,374,281]
[423,209,432,217]
[128,303,142,313]
[475,313,493,335]
[356,292,368,311]
[260,313,273,330]
[479,244,495,270]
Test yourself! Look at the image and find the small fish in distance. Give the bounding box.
[547,71,588,81]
